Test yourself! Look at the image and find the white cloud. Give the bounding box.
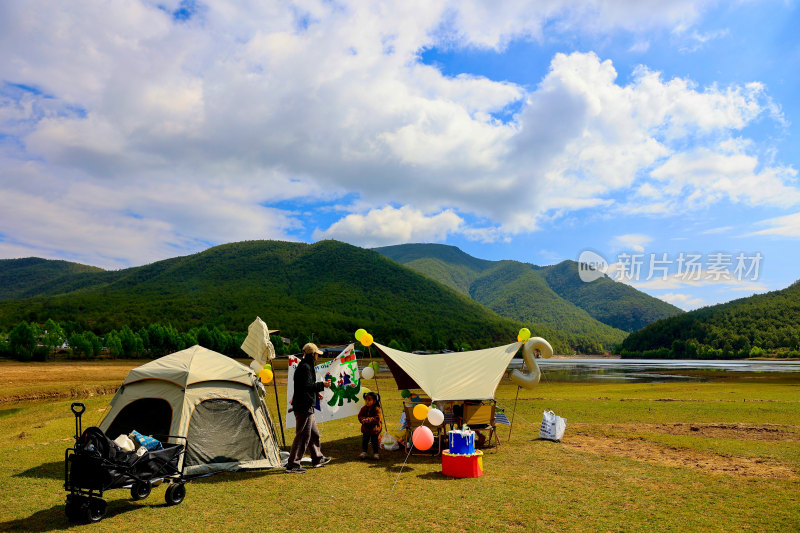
[612,233,653,252]
[700,226,733,235]
[746,212,800,238]
[313,205,464,248]
[659,292,706,310]
[0,1,796,263]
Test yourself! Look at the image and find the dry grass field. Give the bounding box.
[1,359,799,532]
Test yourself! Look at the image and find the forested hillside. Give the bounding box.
[0,240,574,353]
[620,281,800,358]
[376,243,682,349]
[0,258,104,300]
[539,260,682,332]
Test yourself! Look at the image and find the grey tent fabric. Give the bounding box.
[186,399,266,468]
[100,345,282,475]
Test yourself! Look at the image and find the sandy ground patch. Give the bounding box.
[563,432,798,479]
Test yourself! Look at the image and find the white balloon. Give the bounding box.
[249,360,264,373]
[361,366,375,380]
[427,408,444,426]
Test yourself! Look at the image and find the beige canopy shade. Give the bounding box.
[374,341,522,401]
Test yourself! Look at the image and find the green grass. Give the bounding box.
[0,366,799,531]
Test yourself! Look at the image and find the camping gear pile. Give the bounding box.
[64,403,187,523]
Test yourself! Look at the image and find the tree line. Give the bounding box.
[0,319,420,362]
[0,319,299,361]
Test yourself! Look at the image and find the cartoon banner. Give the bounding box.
[286,344,363,428]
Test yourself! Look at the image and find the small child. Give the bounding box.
[358,392,382,459]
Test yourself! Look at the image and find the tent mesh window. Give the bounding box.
[186,399,266,467]
[105,398,173,440]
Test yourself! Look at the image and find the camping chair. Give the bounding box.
[403,403,444,455]
[461,401,499,451]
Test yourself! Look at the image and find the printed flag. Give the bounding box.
[286,344,363,428]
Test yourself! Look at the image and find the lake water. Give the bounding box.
[506,358,800,383]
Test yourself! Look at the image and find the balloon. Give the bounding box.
[361,387,372,395]
[355,328,367,341]
[264,364,272,371]
[361,333,374,347]
[249,360,264,373]
[412,403,429,420]
[400,389,411,399]
[412,426,434,451]
[510,337,553,389]
[361,366,375,380]
[258,368,274,384]
[517,335,523,342]
[427,408,444,426]
[518,328,531,342]
[369,361,380,372]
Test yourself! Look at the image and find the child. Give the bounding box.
[358,392,382,459]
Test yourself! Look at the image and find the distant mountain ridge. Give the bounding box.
[375,243,683,349]
[0,240,580,353]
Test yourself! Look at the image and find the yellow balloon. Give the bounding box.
[412,403,429,420]
[259,368,274,384]
[518,328,531,342]
[517,334,523,342]
[361,333,374,347]
[355,328,367,341]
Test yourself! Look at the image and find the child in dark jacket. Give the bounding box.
[358,392,382,459]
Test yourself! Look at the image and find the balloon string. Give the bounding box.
[391,443,415,492]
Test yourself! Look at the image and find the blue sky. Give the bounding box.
[1,1,799,311]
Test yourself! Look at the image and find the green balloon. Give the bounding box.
[400,389,411,398]
[355,328,367,341]
[519,328,531,342]
[370,361,380,371]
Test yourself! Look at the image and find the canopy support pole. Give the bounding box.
[367,346,389,434]
[507,385,521,443]
[272,372,287,448]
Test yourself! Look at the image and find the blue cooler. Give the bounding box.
[448,429,475,455]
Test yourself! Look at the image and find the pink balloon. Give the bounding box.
[412,426,434,451]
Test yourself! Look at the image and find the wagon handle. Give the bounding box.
[71,402,85,441]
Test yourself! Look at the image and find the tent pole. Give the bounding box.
[271,368,287,448]
[507,385,521,443]
[367,346,389,433]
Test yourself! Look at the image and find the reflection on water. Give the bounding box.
[506,359,800,383]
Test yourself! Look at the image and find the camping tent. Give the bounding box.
[373,341,523,401]
[99,345,282,475]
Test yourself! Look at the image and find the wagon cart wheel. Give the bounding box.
[65,494,84,522]
[130,480,152,501]
[82,498,106,523]
[164,482,186,506]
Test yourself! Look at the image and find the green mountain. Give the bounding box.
[539,260,682,332]
[376,243,683,349]
[0,258,104,300]
[0,240,576,353]
[620,280,800,357]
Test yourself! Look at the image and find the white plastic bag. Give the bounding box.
[380,432,399,451]
[539,410,567,441]
[113,434,136,452]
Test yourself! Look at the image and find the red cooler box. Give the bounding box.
[442,449,484,478]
